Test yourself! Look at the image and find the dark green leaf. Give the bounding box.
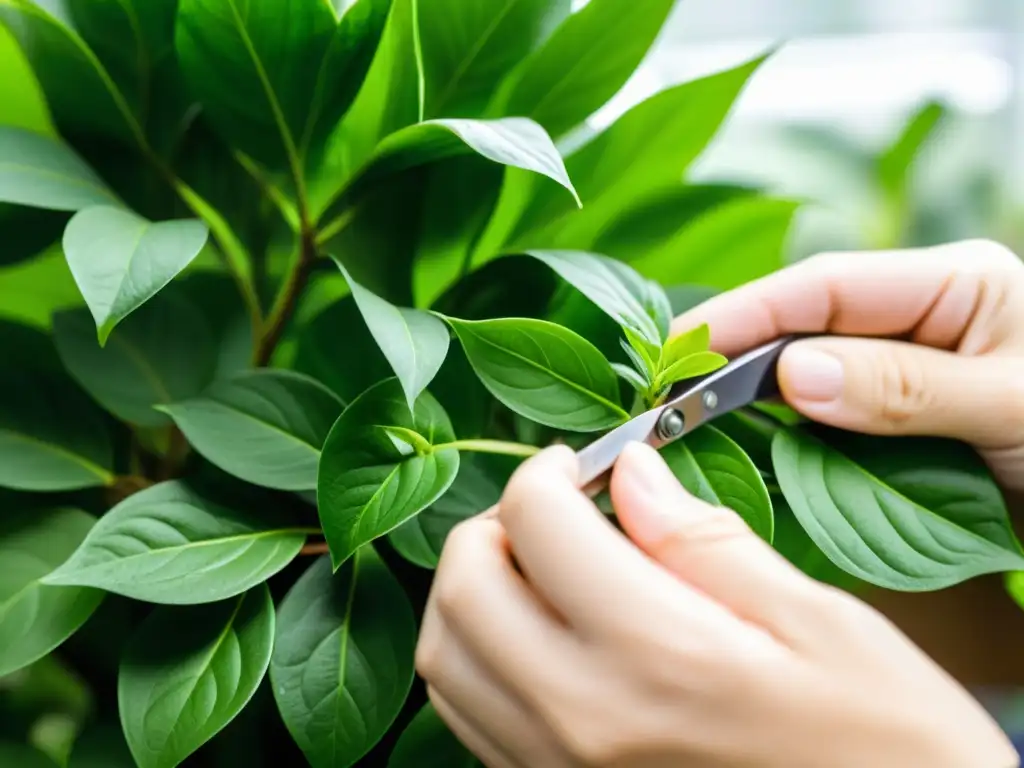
[431,252,557,320]
[0,508,104,677]
[175,271,253,379]
[67,721,134,768]
[335,260,450,408]
[0,742,58,768]
[52,288,219,426]
[160,370,344,492]
[390,453,517,569]
[419,0,570,118]
[711,408,779,471]
[272,551,416,768]
[43,481,307,604]
[427,341,494,439]
[448,316,628,431]
[63,206,209,343]
[317,378,460,567]
[389,702,480,767]
[0,126,117,211]
[772,429,1024,591]
[661,426,773,542]
[119,585,274,768]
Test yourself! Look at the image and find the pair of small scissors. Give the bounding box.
[576,336,794,495]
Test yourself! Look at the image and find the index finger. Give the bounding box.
[670,240,1023,356]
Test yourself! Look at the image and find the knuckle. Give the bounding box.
[656,508,754,560]
[498,462,551,528]
[869,348,935,428]
[960,238,1022,272]
[433,522,484,620]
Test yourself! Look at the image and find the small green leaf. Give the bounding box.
[272,551,416,768]
[656,351,727,389]
[389,702,481,767]
[772,429,1024,591]
[448,316,628,432]
[119,585,274,768]
[1006,571,1024,613]
[621,324,659,375]
[63,206,209,343]
[317,378,460,568]
[661,426,773,542]
[0,126,117,211]
[43,481,307,604]
[878,100,946,199]
[0,508,104,677]
[52,289,219,426]
[662,323,711,367]
[334,259,450,408]
[160,370,344,492]
[610,362,648,394]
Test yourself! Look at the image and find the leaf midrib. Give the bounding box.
[0,428,112,484]
[170,396,324,456]
[333,551,361,764]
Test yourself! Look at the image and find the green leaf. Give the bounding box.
[0,126,117,211]
[610,361,648,394]
[662,323,710,367]
[68,722,134,768]
[0,363,114,492]
[43,481,307,604]
[771,429,1024,591]
[0,20,56,136]
[661,426,773,542]
[524,250,663,344]
[160,370,344,492]
[334,259,450,408]
[620,325,658,378]
[52,288,219,426]
[175,271,253,380]
[496,0,677,139]
[630,196,801,288]
[878,100,946,198]
[271,551,416,768]
[419,0,570,119]
[0,742,58,768]
[119,584,274,768]
[390,453,516,569]
[447,316,628,431]
[0,508,104,677]
[389,702,481,768]
[63,206,209,343]
[1006,571,1024,613]
[656,351,727,389]
[317,378,460,568]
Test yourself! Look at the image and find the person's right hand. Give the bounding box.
[671,239,1024,494]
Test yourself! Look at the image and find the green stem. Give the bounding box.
[437,439,541,458]
[234,150,301,232]
[315,206,359,247]
[255,227,318,366]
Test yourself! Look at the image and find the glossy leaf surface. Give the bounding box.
[389,703,480,767]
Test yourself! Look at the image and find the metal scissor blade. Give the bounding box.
[577,409,661,493]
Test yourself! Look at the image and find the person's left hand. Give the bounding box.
[415,444,1017,768]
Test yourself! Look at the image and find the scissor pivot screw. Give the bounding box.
[702,390,719,409]
[656,409,685,440]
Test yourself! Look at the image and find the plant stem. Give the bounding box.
[315,206,358,247]
[234,150,301,232]
[300,542,330,556]
[437,439,541,458]
[255,227,318,366]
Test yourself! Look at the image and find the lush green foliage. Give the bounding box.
[1,1,1022,766]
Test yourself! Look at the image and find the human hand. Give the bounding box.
[416,445,1018,767]
[670,239,1024,492]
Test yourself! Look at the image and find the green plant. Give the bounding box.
[1,1,1023,767]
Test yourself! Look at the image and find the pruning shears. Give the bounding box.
[576,336,793,496]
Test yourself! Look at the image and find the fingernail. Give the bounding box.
[783,346,844,402]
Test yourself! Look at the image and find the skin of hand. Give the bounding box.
[415,239,1024,767]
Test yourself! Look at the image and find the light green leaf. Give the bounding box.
[52,289,219,426]
[662,323,710,367]
[43,481,307,604]
[119,585,274,768]
[661,426,773,542]
[620,324,658,378]
[419,0,570,118]
[0,20,56,136]
[317,378,460,568]
[0,508,104,677]
[447,316,628,431]
[1006,571,1024,613]
[772,429,1024,591]
[160,370,344,492]
[272,551,416,768]
[0,126,117,211]
[878,100,946,198]
[656,351,727,389]
[334,259,450,408]
[389,703,481,768]
[63,206,209,343]
[390,454,516,569]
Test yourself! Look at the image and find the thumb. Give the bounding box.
[778,337,1024,449]
[610,442,826,643]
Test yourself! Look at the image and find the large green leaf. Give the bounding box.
[317,378,460,568]
[43,481,308,604]
[447,316,627,431]
[630,196,800,288]
[496,0,677,139]
[0,19,55,136]
[390,453,516,569]
[160,370,344,492]
[660,426,773,542]
[389,703,480,768]
[63,206,209,343]
[119,585,274,768]
[271,551,416,768]
[0,126,117,211]
[772,429,1024,591]
[334,260,450,408]
[419,0,570,119]
[52,289,219,426]
[0,508,104,677]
